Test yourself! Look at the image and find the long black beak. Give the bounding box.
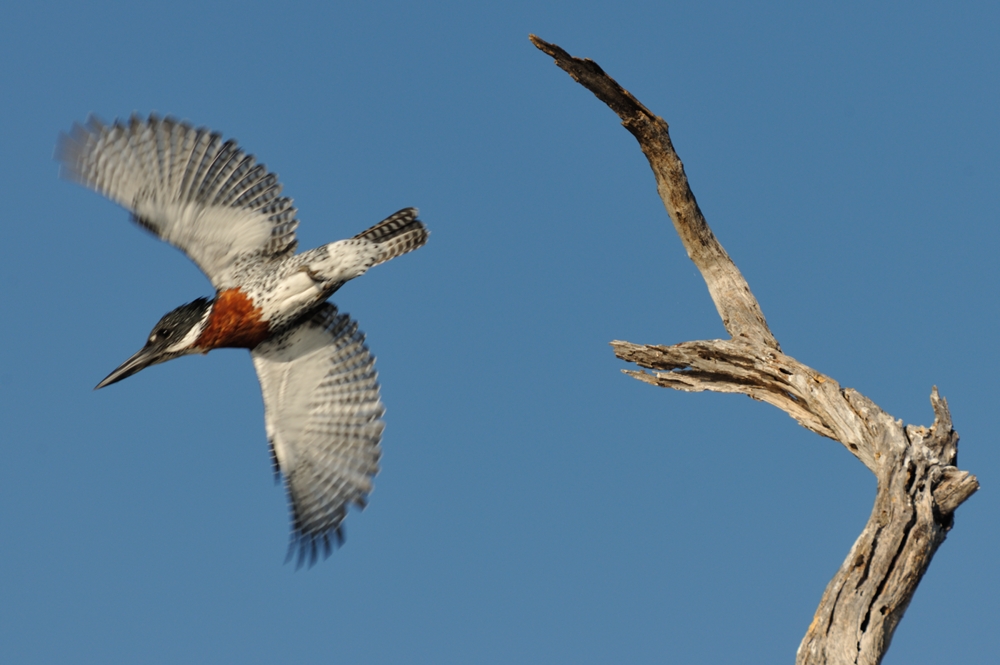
[95,346,161,389]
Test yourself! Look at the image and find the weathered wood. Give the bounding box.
[528,35,779,351]
[531,35,978,665]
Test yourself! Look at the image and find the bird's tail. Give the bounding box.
[354,208,428,266]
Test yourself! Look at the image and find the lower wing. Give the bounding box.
[251,304,384,567]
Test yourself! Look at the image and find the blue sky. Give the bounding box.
[1,2,997,663]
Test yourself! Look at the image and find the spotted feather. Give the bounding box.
[57,114,299,289]
[251,304,384,568]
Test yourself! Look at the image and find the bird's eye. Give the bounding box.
[149,328,172,344]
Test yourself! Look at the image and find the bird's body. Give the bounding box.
[57,114,427,565]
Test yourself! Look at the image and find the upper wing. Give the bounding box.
[57,114,299,289]
[251,304,384,567]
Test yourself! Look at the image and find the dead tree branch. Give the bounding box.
[531,34,978,665]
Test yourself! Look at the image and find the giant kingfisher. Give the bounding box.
[58,115,428,566]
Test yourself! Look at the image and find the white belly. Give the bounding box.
[255,239,381,324]
[258,270,325,322]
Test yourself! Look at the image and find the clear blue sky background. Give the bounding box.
[1,2,996,663]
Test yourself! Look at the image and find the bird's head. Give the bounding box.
[95,298,212,389]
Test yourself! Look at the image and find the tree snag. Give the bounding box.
[531,34,978,665]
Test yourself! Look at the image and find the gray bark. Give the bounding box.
[531,35,978,665]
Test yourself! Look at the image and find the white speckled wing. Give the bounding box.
[250,304,384,566]
[57,114,299,289]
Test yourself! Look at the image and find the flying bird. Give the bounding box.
[57,115,427,566]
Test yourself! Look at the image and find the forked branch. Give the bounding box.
[531,34,978,665]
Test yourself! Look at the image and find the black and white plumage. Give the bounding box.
[57,114,427,566]
[59,115,300,290]
[253,304,385,564]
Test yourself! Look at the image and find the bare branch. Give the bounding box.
[532,35,978,665]
[530,35,780,350]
